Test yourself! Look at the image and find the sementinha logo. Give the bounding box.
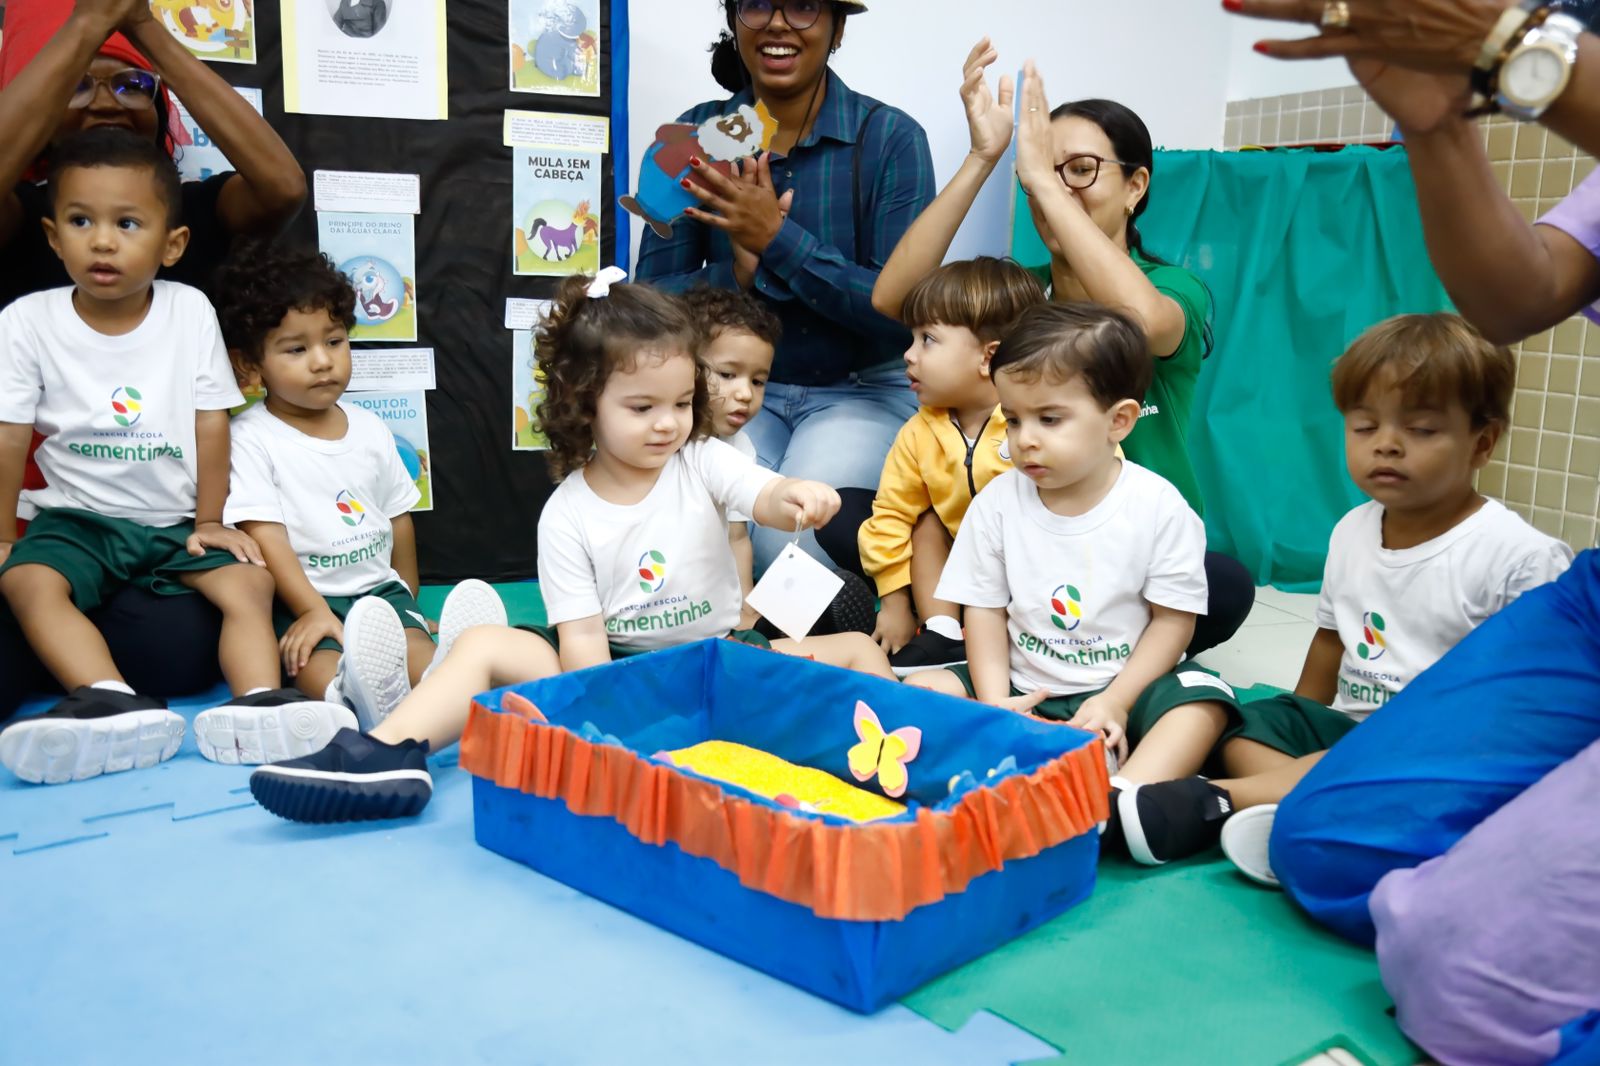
[1050,584,1083,631]
[110,386,143,427]
[1357,611,1387,661]
[637,549,667,594]
[335,490,368,527]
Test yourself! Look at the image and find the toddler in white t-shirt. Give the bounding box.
[0,130,334,785]
[211,243,505,754]
[1118,314,1571,879]
[248,269,894,825]
[908,302,1244,855]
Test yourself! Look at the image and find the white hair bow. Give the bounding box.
[586,266,629,298]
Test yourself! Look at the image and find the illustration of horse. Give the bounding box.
[354,260,399,320]
[529,218,580,261]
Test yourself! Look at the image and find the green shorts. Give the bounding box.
[945,662,1246,753]
[274,580,431,654]
[0,508,240,612]
[517,624,770,661]
[1231,692,1359,759]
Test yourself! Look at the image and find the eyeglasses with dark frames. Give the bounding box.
[1055,153,1134,190]
[736,0,826,32]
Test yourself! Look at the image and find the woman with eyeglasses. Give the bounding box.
[635,0,935,577]
[1013,60,1254,656]
[0,0,305,718]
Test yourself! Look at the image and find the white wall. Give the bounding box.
[626,0,1236,264]
[1225,14,1356,100]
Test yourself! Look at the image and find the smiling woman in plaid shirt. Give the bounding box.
[636,0,935,574]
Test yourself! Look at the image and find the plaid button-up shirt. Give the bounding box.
[636,70,936,386]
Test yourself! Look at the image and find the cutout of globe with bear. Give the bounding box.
[339,256,406,325]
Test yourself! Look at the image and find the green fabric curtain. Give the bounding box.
[1012,146,1452,589]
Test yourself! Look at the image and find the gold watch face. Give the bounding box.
[1504,44,1568,105]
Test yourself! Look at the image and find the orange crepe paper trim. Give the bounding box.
[459,692,1110,922]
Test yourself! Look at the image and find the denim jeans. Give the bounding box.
[743,361,917,572]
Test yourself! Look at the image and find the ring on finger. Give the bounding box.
[1320,0,1351,30]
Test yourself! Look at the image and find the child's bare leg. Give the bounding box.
[294,648,342,701]
[909,511,961,623]
[905,668,969,697]
[1219,736,1298,779]
[368,626,559,750]
[1213,749,1325,810]
[182,564,279,693]
[0,565,122,689]
[402,628,436,686]
[1118,700,1230,785]
[771,631,895,679]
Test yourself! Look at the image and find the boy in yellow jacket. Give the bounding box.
[862,258,1044,673]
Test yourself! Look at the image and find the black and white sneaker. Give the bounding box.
[821,569,877,636]
[1221,804,1281,887]
[890,629,967,677]
[1118,776,1235,866]
[422,579,507,681]
[250,728,432,823]
[193,690,357,766]
[0,687,184,785]
[331,597,412,731]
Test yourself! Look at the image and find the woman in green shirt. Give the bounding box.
[1014,62,1252,656]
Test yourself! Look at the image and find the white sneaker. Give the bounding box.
[1220,804,1281,887]
[334,597,412,731]
[193,689,358,765]
[0,688,184,785]
[422,579,507,681]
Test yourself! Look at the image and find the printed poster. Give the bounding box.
[512,149,601,276]
[509,0,599,97]
[281,0,448,120]
[346,390,433,511]
[150,0,256,63]
[173,86,263,182]
[317,211,418,342]
[512,326,549,451]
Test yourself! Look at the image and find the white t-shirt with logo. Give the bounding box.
[1317,498,1572,720]
[225,401,421,597]
[937,462,1208,696]
[723,429,759,523]
[538,438,779,651]
[0,282,245,525]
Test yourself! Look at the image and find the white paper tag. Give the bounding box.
[745,543,843,644]
[504,298,553,330]
[313,170,422,214]
[1176,671,1236,698]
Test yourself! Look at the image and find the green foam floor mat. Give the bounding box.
[418,580,547,628]
[903,855,1417,1066]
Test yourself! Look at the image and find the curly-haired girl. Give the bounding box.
[248,269,893,825]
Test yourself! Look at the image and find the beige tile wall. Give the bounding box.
[1222,88,1599,550]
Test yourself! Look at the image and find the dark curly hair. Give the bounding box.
[682,285,781,349]
[214,240,358,367]
[536,274,710,481]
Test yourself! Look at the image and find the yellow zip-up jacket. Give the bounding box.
[859,406,1011,597]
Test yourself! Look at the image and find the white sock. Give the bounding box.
[90,679,135,696]
[924,614,962,640]
[1110,775,1135,794]
[244,686,270,697]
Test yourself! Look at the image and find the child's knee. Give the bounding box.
[197,563,275,611]
[0,563,70,608]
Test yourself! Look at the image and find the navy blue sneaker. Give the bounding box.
[1119,776,1234,866]
[0,687,183,785]
[889,628,967,677]
[250,728,432,823]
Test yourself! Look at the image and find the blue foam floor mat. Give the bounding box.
[0,690,1057,1066]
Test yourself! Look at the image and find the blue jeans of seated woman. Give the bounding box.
[743,360,917,573]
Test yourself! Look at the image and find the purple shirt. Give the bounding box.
[1538,168,1600,323]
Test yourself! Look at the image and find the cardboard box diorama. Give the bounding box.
[461,638,1108,1012]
